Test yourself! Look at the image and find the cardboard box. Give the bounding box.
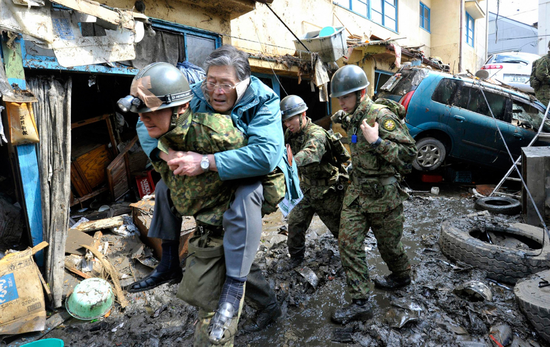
[0,248,46,334]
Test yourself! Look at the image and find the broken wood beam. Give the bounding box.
[81,244,129,308]
[74,216,125,232]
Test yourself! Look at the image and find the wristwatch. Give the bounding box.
[200,155,210,172]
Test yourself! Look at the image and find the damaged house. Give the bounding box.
[0,0,489,334]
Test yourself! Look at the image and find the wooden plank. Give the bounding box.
[105,115,119,156]
[82,244,129,308]
[71,113,110,129]
[70,186,108,207]
[50,0,135,30]
[106,136,138,201]
[16,144,44,266]
[71,161,93,196]
[2,38,44,266]
[73,216,125,232]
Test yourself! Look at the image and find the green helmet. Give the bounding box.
[118,62,192,113]
[280,95,308,121]
[330,65,370,98]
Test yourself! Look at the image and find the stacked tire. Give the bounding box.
[514,269,550,344]
[439,216,550,284]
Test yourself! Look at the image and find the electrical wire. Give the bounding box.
[253,3,288,97]
[474,79,550,256]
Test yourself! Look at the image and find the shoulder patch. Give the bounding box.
[382,119,396,131]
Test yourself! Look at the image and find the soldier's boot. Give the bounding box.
[331,299,373,324]
[373,273,411,290]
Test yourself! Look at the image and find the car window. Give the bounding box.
[492,55,530,65]
[432,78,460,105]
[439,81,510,122]
[511,100,550,132]
[380,68,429,96]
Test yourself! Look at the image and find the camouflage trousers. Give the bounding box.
[535,85,550,108]
[193,286,245,347]
[338,203,409,299]
[287,187,345,259]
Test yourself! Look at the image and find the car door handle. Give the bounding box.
[453,115,465,122]
[513,133,523,139]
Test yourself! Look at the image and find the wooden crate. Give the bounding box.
[71,144,113,197]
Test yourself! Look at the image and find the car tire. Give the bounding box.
[439,215,550,284]
[514,269,550,344]
[413,137,446,171]
[474,196,521,215]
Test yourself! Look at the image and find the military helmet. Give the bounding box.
[330,65,370,98]
[120,62,193,113]
[280,95,308,121]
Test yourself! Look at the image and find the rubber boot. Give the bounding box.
[373,273,411,290]
[331,299,373,324]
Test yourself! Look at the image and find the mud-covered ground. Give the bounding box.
[5,181,549,347]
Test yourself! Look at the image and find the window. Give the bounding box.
[466,12,474,47]
[334,0,398,31]
[420,2,430,32]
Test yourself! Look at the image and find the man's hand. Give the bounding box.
[360,119,380,144]
[168,151,205,177]
[159,148,185,171]
[331,110,346,124]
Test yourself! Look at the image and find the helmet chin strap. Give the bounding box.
[169,106,180,132]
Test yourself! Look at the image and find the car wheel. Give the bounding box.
[514,269,550,344]
[439,215,550,284]
[413,137,446,171]
[474,196,521,215]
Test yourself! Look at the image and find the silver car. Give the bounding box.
[481,52,541,90]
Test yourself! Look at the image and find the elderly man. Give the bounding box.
[131,45,299,342]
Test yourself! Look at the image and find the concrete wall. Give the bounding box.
[539,0,550,55]
[488,12,538,55]
[231,0,487,75]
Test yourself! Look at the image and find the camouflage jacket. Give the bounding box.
[534,53,550,88]
[339,98,417,212]
[285,118,345,199]
[152,108,247,226]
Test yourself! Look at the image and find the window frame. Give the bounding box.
[466,12,475,47]
[419,2,430,33]
[333,0,398,32]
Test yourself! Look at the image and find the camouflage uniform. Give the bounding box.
[152,108,246,227]
[285,118,349,259]
[533,51,550,107]
[337,98,417,300]
[152,109,246,347]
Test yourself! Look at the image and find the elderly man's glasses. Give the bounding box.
[204,81,241,93]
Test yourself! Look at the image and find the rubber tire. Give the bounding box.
[514,269,550,344]
[474,196,521,215]
[439,215,550,284]
[412,137,446,171]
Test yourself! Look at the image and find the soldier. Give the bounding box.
[329,65,417,324]
[280,95,349,268]
[531,41,550,107]
[128,46,299,343]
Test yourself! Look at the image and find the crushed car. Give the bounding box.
[377,67,550,172]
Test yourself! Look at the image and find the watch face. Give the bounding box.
[201,157,209,170]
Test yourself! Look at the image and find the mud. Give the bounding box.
[5,185,549,347]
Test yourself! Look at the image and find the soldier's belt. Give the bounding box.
[352,175,397,186]
[300,175,339,186]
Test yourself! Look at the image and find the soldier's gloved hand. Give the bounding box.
[331,110,346,124]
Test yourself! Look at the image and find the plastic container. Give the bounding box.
[21,339,64,347]
[293,27,349,63]
[65,278,114,320]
